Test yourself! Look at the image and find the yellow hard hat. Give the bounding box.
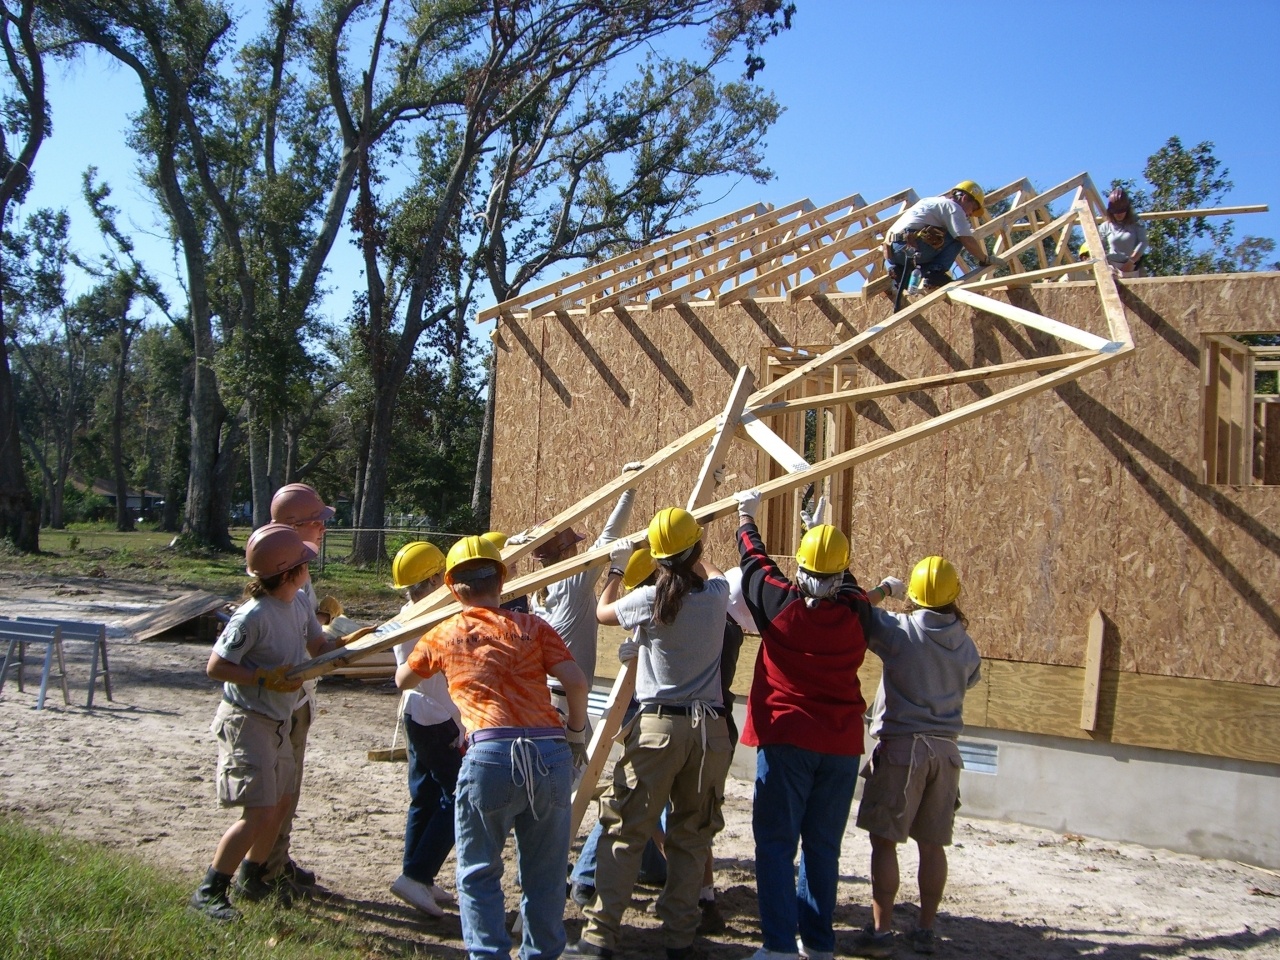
[952,180,985,216]
[795,524,850,576]
[647,507,702,560]
[392,541,446,588]
[445,535,506,583]
[480,530,508,550]
[907,556,961,608]
[622,546,657,590]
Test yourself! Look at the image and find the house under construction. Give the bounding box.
[473,173,1280,868]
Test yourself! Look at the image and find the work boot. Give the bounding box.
[283,859,316,887]
[851,923,896,958]
[189,867,240,922]
[570,881,596,907]
[235,859,296,906]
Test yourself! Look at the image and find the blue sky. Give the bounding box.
[22,0,1280,326]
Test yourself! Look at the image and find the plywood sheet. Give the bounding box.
[121,591,231,641]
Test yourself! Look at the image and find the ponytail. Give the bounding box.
[652,541,704,625]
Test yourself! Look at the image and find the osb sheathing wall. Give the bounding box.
[490,274,1280,691]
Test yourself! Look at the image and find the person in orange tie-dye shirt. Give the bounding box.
[396,535,588,960]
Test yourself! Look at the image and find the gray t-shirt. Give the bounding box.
[214,594,312,722]
[613,575,729,706]
[295,578,325,712]
[1098,219,1149,264]
[533,489,634,684]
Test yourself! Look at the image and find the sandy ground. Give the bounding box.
[1,573,1278,959]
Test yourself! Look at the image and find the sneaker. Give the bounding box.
[799,947,835,960]
[390,873,445,917]
[906,928,935,954]
[427,883,455,903]
[746,949,799,960]
[697,897,726,935]
[570,881,596,907]
[284,859,316,886]
[851,923,896,958]
[563,940,614,958]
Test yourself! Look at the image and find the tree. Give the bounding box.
[1122,136,1279,276]
[0,0,46,550]
[328,0,790,562]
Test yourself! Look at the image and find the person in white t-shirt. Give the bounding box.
[883,181,993,294]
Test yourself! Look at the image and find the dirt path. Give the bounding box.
[1,577,1277,958]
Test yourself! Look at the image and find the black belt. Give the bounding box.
[639,703,720,718]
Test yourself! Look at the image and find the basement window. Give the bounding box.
[1202,334,1280,485]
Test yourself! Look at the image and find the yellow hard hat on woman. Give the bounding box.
[622,546,657,589]
[647,507,702,559]
[907,556,960,608]
[795,524,850,576]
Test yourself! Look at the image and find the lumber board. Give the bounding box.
[960,260,1100,291]
[1072,199,1134,347]
[477,202,768,322]
[1132,204,1268,221]
[368,747,408,762]
[946,288,1115,351]
[687,366,755,510]
[569,660,637,838]
[981,658,1280,765]
[1080,609,1105,731]
[739,413,811,473]
[121,591,231,641]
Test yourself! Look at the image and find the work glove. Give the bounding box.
[736,489,762,521]
[609,538,637,570]
[565,724,588,767]
[254,666,302,693]
[338,625,377,647]
[799,495,828,531]
[505,530,534,545]
[618,638,640,663]
[712,464,727,485]
[878,576,906,600]
[622,461,645,473]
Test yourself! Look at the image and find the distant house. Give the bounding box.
[70,477,165,516]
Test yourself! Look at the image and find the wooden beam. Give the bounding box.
[946,288,1115,351]
[749,352,1096,415]
[1133,204,1268,221]
[569,661,636,837]
[1073,199,1134,348]
[477,202,768,322]
[687,366,755,510]
[1080,608,1105,731]
[960,260,1100,291]
[739,413,810,473]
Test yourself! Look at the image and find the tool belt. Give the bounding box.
[890,225,948,251]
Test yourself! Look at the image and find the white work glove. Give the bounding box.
[736,489,762,521]
[609,538,637,570]
[712,464,727,485]
[622,461,645,473]
[565,724,588,767]
[506,530,534,545]
[878,576,906,600]
[618,638,640,663]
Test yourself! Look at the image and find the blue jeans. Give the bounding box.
[888,238,962,280]
[404,715,462,884]
[753,744,861,954]
[455,736,573,960]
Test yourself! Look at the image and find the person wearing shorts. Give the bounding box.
[853,557,981,957]
[191,524,320,922]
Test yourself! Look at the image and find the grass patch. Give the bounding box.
[0,817,436,959]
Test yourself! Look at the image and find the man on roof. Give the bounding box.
[882,181,993,295]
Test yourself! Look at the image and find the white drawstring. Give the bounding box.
[509,737,550,820]
[894,734,946,820]
[689,700,719,792]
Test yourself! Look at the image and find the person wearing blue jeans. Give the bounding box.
[396,535,589,960]
[456,735,575,958]
[881,181,992,294]
[733,491,896,960]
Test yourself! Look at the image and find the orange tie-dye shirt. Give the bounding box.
[405,605,572,731]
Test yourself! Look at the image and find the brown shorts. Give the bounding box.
[855,735,962,845]
[212,700,296,808]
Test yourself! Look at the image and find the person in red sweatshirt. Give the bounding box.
[733,490,898,960]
